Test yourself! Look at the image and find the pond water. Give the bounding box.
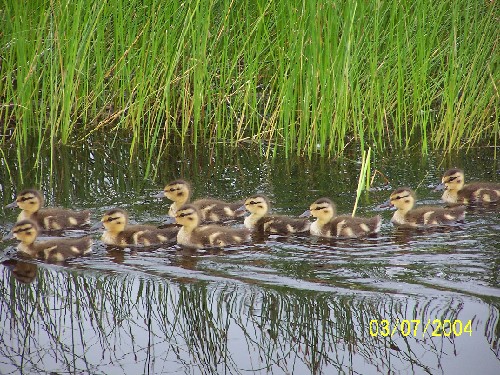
[0,143,499,374]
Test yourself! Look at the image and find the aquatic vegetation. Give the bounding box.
[0,0,497,170]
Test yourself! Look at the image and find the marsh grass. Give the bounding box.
[0,0,498,172]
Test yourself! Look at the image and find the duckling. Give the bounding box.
[6,189,90,230]
[300,198,381,238]
[94,208,179,246]
[9,219,92,262]
[241,195,310,235]
[435,168,500,204]
[380,187,465,227]
[154,179,245,222]
[175,204,251,249]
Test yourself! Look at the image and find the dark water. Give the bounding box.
[0,144,499,374]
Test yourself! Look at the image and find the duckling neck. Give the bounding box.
[244,213,263,229]
[392,208,410,224]
[442,189,457,203]
[17,243,38,257]
[101,230,119,245]
[18,210,34,221]
[169,199,188,216]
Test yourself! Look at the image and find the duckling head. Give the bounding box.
[307,198,336,223]
[387,187,416,213]
[244,195,270,217]
[175,204,201,229]
[101,209,128,233]
[161,180,192,204]
[6,189,43,213]
[436,168,465,192]
[11,220,40,245]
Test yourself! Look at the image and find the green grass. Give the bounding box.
[1,0,498,171]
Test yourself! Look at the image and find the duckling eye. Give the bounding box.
[447,177,456,182]
[107,216,119,222]
[178,212,189,218]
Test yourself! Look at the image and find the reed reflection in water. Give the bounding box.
[0,263,498,375]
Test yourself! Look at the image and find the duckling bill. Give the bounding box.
[301,198,381,238]
[435,168,500,204]
[10,219,92,262]
[94,208,179,246]
[175,204,251,249]
[155,179,245,222]
[241,195,310,235]
[381,187,465,227]
[6,189,91,230]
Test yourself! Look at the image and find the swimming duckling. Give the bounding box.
[175,204,251,249]
[6,189,90,230]
[94,208,179,246]
[9,219,92,262]
[154,179,245,222]
[380,187,465,227]
[435,168,500,204]
[241,195,310,235]
[300,198,381,238]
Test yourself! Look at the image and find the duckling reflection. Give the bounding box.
[2,259,38,284]
[241,195,310,235]
[435,168,500,205]
[154,179,245,222]
[9,219,92,262]
[6,189,91,230]
[380,187,465,227]
[301,198,381,238]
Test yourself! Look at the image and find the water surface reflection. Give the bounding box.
[0,145,499,374]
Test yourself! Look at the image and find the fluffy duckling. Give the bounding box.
[154,179,245,222]
[435,168,500,204]
[94,208,179,246]
[9,219,92,262]
[300,198,381,238]
[175,204,251,249]
[380,187,465,227]
[6,189,90,230]
[241,195,310,235]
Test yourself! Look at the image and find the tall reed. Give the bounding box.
[1,0,498,172]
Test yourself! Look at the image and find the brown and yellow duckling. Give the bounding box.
[435,168,500,205]
[93,208,179,246]
[300,198,381,238]
[6,189,90,230]
[175,204,251,249]
[154,179,245,222]
[240,195,310,235]
[8,219,92,262]
[380,187,465,227]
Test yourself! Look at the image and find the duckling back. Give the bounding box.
[181,225,251,249]
[30,208,91,230]
[193,199,246,222]
[103,224,178,246]
[402,205,466,227]
[457,183,500,204]
[313,215,381,238]
[35,236,93,262]
[249,215,311,235]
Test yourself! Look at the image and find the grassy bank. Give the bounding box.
[1,0,498,164]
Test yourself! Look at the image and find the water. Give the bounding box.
[0,144,499,374]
